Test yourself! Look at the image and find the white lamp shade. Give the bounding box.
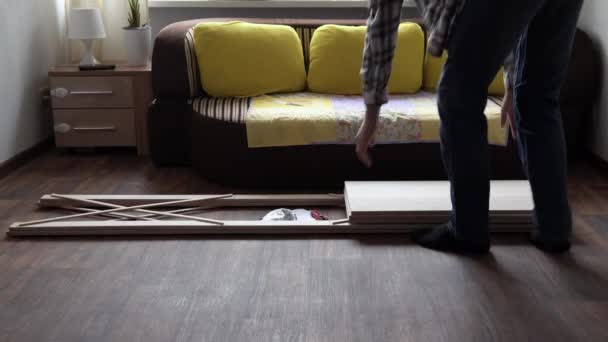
[68,8,106,40]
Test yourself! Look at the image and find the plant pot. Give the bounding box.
[123,26,152,66]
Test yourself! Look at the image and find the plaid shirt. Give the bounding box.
[361,0,466,105]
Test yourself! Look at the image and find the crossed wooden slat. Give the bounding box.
[16,194,232,227]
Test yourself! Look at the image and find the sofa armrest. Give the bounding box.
[152,19,206,99]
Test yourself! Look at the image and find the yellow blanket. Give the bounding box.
[246,92,507,148]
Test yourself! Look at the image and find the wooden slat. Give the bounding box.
[348,215,533,224]
[51,194,224,225]
[18,195,231,227]
[7,220,533,237]
[63,206,156,221]
[38,194,345,208]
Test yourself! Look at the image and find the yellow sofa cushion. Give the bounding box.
[307,23,424,95]
[193,21,307,97]
[423,51,506,96]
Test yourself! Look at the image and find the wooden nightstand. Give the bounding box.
[48,65,153,155]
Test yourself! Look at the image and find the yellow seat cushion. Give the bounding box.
[307,23,424,95]
[193,21,307,97]
[423,51,506,96]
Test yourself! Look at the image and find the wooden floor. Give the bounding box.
[1,150,608,342]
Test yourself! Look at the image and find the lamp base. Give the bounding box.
[78,39,101,67]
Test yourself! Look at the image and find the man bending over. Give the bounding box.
[356,0,582,254]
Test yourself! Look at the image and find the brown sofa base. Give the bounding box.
[149,102,525,188]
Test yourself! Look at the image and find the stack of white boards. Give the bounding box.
[345,181,535,228]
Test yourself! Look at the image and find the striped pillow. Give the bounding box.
[191,97,251,124]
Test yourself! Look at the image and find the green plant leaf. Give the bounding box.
[127,0,141,27]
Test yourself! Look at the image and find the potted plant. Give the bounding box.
[123,0,151,66]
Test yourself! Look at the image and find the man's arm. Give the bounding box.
[361,0,404,107]
[357,0,403,167]
[501,52,518,139]
[503,52,515,90]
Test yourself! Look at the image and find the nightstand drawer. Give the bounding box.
[50,76,134,109]
[53,109,136,147]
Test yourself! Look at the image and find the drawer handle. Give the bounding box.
[50,89,114,97]
[70,90,114,96]
[55,123,117,133]
[73,126,117,131]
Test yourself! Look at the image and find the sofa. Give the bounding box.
[149,18,599,187]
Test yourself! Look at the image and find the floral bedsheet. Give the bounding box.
[246,92,506,148]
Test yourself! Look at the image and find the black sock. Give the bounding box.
[412,223,490,255]
[530,232,571,254]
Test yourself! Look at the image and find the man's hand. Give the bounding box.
[501,86,517,140]
[356,105,380,168]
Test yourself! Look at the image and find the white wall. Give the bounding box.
[578,0,608,161]
[0,0,67,163]
[100,0,129,61]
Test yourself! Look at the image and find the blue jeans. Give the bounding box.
[437,0,583,245]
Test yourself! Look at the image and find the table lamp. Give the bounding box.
[68,8,107,67]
